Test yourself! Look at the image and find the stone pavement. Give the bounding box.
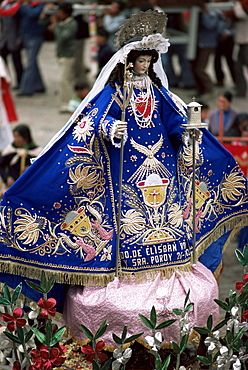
[8,40,248,311]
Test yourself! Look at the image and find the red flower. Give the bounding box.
[241,310,248,322]
[30,345,66,370]
[37,298,56,319]
[81,340,108,363]
[2,308,26,332]
[13,361,21,370]
[236,273,248,292]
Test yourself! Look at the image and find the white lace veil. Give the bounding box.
[37,34,170,158]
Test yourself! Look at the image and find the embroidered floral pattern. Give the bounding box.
[73,115,94,142]
[221,170,246,202]
[14,212,47,245]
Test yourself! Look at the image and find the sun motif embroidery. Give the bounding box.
[73,115,94,142]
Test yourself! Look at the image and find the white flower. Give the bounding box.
[145,332,162,355]
[100,246,112,261]
[112,348,132,370]
[72,116,94,142]
[28,301,40,320]
[179,313,191,335]
[204,331,221,352]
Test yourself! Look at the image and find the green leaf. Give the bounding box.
[207,315,213,332]
[193,327,209,335]
[51,326,66,347]
[229,291,237,308]
[102,357,112,370]
[45,321,52,346]
[45,275,56,293]
[11,283,22,304]
[113,333,122,345]
[226,330,233,345]
[171,341,180,354]
[243,244,248,265]
[81,324,94,340]
[156,319,177,330]
[214,299,230,312]
[92,359,100,370]
[235,249,245,266]
[150,306,157,327]
[25,330,34,344]
[212,318,228,331]
[31,328,46,345]
[25,280,45,294]
[4,331,22,344]
[233,327,245,342]
[197,356,212,366]
[184,302,194,313]
[17,326,25,344]
[155,355,162,370]
[40,270,47,290]
[95,320,108,340]
[0,297,11,305]
[179,334,189,353]
[124,332,143,344]
[184,290,190,308]
[161,354,171,370]
[232,339,243,352]
[3,284,11,302]
[138,314,154,329]
[172,308,183,316]
[121,326,127,341]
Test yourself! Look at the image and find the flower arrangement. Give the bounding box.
[0,245,247,370]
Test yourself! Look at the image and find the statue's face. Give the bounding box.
[133,55,152,74]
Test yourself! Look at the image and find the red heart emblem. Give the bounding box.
[135,97,153,118]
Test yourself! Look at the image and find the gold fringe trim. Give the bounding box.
[0,260,194,287]
[213,261,223,280]
[195,214,248,264]
[0,213,247,285]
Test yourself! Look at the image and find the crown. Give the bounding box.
[114,9,168,50]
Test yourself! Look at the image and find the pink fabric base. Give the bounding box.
[63,262,219,348]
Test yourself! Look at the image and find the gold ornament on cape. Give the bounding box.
[114,9,168,50]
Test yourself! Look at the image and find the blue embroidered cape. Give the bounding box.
[0,83,247,309]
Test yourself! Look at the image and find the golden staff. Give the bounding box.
[181,98,208,263]
[115,59,133,277]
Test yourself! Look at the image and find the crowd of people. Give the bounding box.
[0,0,247,213]
[0,3,248,367]
[0,0,247,104]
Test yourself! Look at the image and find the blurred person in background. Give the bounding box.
[73,12,89,84]
[103,0,127,53]
[0,0,23,89]
[0,0,46,96]
[0,55,17,153]
[0,124,42,192]
[67,81,90,113]
[198,100,210,125]
[17,0,46,96]
[96,28,114,74]
[227,112,248,139]
[225,0,248,97]
[191,2,226,98]
[208,90,239,136]
[47,3,78,113]
[164,13,195,89]
[214,16,236,87]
